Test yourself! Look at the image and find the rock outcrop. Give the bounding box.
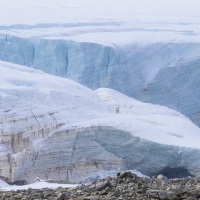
[2,172,200,199]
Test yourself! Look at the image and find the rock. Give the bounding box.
[118,171,132,179]
[113,190,121,198]
[148,192,158,199]
[141,185,148,193]
[157,174,169,186]
[86,185,96,193]
[84,196,99,200]
[159,190,168,200]
[13,194,23,199]
[167,191,177,200]
[96,181,110,191]
[187,189,200,197]
[56,192,67,200]
[2,171,200,199]
[186,197,197,200]
[35,177,41,182]
[10,180,28,186]
[74,197,84,200]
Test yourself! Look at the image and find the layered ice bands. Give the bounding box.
[1,61,200,183]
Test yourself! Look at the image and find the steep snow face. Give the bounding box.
[1,61,200,182]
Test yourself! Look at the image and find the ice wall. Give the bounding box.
[2,62,200,183]
[141,58,200,127]
[0,35,200,125]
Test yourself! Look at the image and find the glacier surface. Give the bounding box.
[0,1,200,125]
[1,61,200,183]
[0,34,200,126]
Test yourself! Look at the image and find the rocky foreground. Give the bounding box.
[1,172,200,200]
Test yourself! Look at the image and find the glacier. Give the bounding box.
[0,35,200,126]
[0,0,200,126]
[1,0,200,183]
[1,61,200,183]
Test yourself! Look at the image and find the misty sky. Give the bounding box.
[0,0,199,25]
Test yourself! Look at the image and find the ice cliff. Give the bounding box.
[1,61,200,183]
[0,34,200,126]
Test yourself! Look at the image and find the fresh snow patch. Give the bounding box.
[0,179,9,188]
[0,181,77,191]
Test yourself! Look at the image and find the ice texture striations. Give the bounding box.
[1,61,200,183]
[0,35,200,126]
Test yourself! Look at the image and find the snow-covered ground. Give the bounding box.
[0,181,77,191]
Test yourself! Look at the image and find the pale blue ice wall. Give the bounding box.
[140,59,200,126]
[0,35,34,66]
[0,35,200,125]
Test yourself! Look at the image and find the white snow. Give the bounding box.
[0,169,146,190]
[0,181,77,191]
[0,179,9,188]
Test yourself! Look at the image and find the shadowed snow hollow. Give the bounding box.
[1,61,200,183]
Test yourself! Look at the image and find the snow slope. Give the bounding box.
[1,61,200,183]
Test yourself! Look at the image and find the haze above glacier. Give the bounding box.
[1,0,200,25]
[0,0,200,44]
